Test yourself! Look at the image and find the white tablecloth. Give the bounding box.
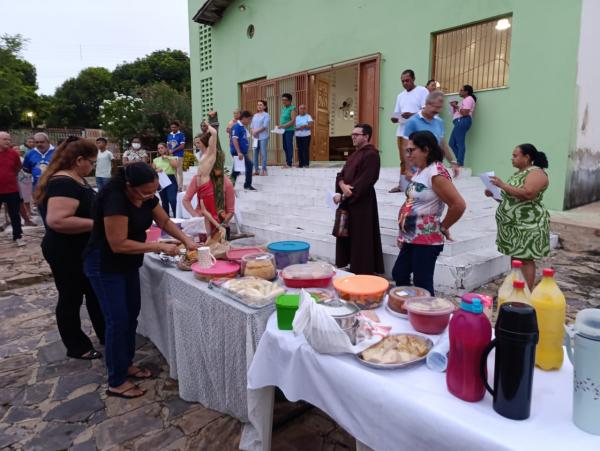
[244,306,599,451]
[137,255,275,421]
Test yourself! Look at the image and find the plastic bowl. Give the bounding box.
[281,262,335,288]
[267,241,310,269]
[387,286,431,316]
[405,296,455,334]
[333,275,389,310]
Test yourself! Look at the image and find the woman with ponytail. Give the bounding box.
[488,143,550,289]
[34,136,105,360]
[449,84,477,166]
[83,162,196,399]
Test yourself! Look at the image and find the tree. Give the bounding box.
[0,34,38,127]
[47,67,114,128]
[112,49,190,94]
[139,82,192,141]
[98,93,145,146]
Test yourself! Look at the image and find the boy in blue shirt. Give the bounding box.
[230,111,257,191]
[167,121,186,191]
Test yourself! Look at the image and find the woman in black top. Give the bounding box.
[84,162,196,399]
[34,137,105,360]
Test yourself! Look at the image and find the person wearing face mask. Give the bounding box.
[84,162,196,399]
[122,137,148,165]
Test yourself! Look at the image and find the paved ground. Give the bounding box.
[1,224,598,450]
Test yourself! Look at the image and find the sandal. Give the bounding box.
[68,349,103,360]
[106,384,146,399]
[127,366,153,380]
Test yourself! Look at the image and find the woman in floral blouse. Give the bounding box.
[393,131,466,295]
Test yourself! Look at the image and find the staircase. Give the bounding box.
[216,165,514,294]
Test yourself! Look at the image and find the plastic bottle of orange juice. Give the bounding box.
[501,280,531,310]
[531,268,566,370]
[497,260,531,314]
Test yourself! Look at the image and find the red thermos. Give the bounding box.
[447,297,492,402]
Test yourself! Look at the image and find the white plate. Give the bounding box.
[355,333,433,370]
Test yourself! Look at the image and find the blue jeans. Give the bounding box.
[253,138,269,172]
[84,249,141,388]
[232,154,253,188]
[392,243,444,296]
[159,174,178,217]
[296,135,311,167]
[449,116,472,166]
[96,177,111,191]
[282,130,294,166]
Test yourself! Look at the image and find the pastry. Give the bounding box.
[388,286,430,314]
[361,334,430,364]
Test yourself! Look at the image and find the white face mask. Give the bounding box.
[132,143,141,150]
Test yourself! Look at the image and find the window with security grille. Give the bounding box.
[432,16,512,93]
[199,25,213,72]
[200,77,214,119]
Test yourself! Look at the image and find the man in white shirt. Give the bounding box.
[95,137,113,191]
[389,69,429,193]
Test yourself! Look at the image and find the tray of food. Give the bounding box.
[177,249,198,271]
[240,252,277,280]
[281,262,335,288]
[209,277,286,309]
[356,333,433,369]
[386,286,431,318]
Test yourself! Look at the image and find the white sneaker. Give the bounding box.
[15,238,26,247]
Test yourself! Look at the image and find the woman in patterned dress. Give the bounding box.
[393,131,466,295]
[489,144,550,290]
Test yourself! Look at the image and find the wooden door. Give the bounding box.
[358,58,380,146]
[311,74,330,161]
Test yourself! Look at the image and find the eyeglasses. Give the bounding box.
[351,133,366,137]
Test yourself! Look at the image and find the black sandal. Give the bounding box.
[127,367,153,380]
[68,349,103,360]
[106,385,146,399]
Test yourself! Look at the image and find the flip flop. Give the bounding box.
[68,349,103,360]
[127,367,153,380]
[106,385,146,399]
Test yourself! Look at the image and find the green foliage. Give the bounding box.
[98,93,145,146]
[47,67,114,128]
[113,49,191,94]
[0,34,38,127]
[138,82,192,141]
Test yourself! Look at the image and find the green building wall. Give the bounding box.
[188,0,582,211]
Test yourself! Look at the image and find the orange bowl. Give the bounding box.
[333,275,389,310]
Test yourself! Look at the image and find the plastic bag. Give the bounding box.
[182,217,206,235]
[206,227,231,259]
[292,290,390,355]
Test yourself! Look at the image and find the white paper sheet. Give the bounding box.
[158,171,172,189]
[252,137,258,149]
[233,156,246,173]
[326,190,338,210]
[479,171,502,201]
[271,127,285,135]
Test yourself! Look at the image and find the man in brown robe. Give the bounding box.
[334,123,385,275]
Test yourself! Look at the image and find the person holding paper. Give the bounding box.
[394,131,466,295]
[333,124,384,275]
[489,144,550,289]
[389,69,429,193]
[295,104,313,168]
[250,100,270,176]
[230,110,256,191]
[152,143,178,217]
[449,85,477,166]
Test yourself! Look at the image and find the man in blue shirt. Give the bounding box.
[402,91,459,179]
[230,111,257,191]
[167,121,186,191]
[23,132,55,188]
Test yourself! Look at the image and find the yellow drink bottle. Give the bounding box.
[497,260,531,313]
[503,280,531,308]
[531,268,566,370]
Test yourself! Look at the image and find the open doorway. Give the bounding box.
[240,55,379,164]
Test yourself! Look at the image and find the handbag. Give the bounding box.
[332,207,350,238]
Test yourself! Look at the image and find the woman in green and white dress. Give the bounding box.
[487,144,550,290]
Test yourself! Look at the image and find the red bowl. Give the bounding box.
[405,297,455,334]
[283,275,333,288]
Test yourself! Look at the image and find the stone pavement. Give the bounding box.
[1,225,598,450]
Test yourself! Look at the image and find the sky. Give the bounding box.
[3,0,191,95]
